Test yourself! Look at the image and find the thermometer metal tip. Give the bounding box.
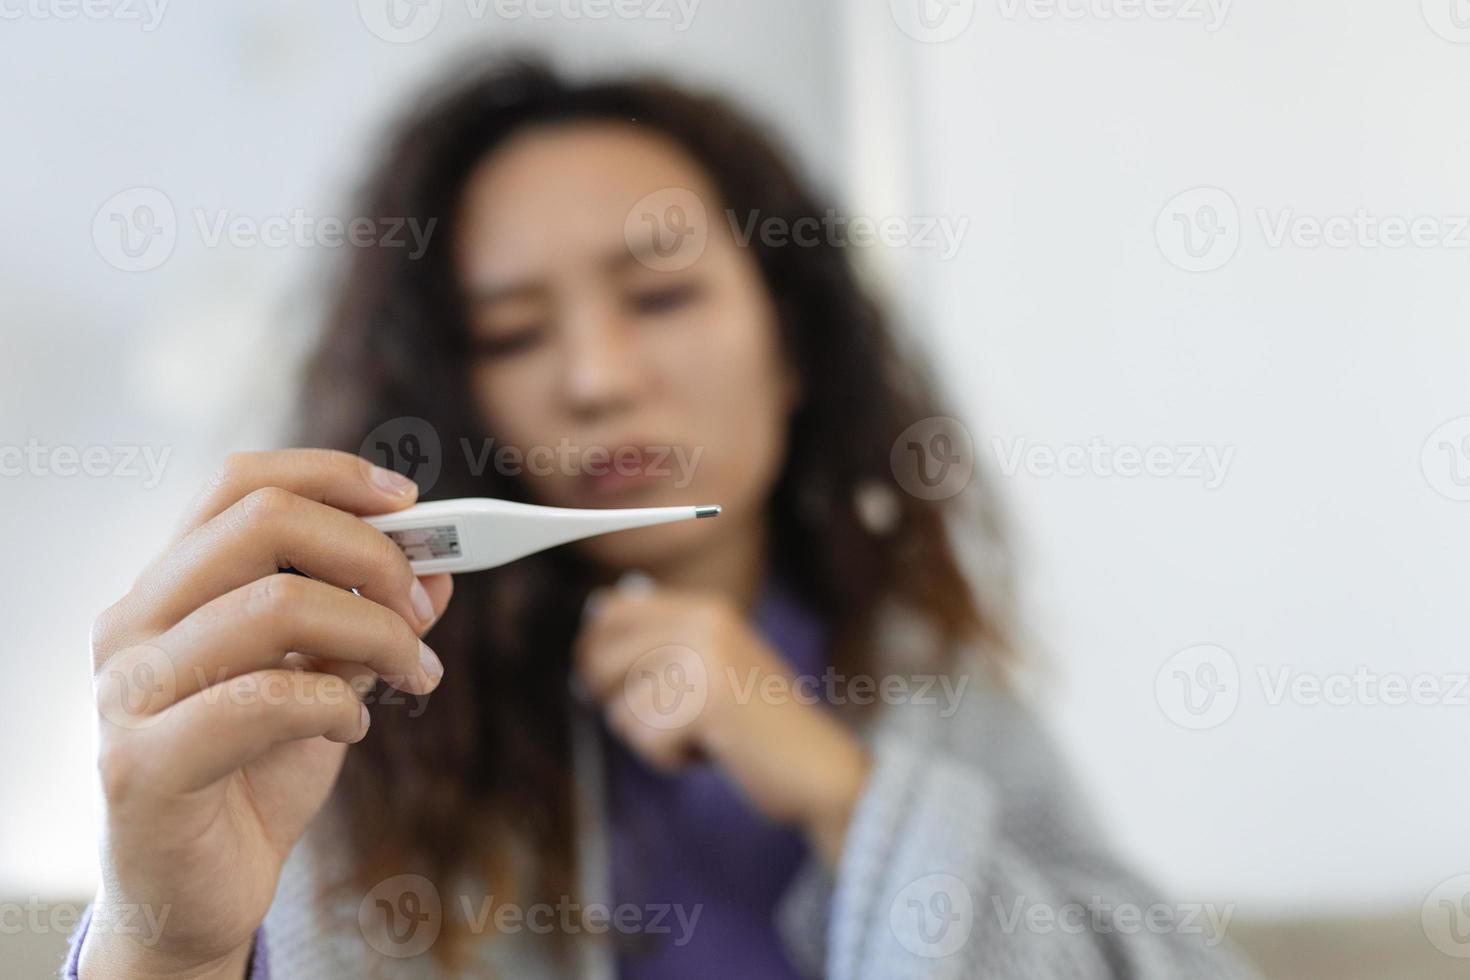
[695,505,722,518]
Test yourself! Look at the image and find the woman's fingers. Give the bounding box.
[127,487,430,638]
[418,573,454,629]
[168,448,418,546]
[575,593,701,700]
[581,587,667,643]
[575,628,653,703]
[602,696,688,773]
[109,669,370,798]
[152,573,443,701]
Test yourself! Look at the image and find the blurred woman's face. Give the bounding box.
[455,122,798,573]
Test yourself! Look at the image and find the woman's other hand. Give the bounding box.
[573,585,869,868]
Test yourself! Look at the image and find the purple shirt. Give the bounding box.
[604,582,826,979]
[65,583,825,980]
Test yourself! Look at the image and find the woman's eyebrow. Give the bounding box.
[610,238,688,273]
[463,279,549,307]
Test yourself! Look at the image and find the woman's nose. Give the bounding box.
[559,309,642,423]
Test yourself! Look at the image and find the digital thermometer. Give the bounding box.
[363,498,721,575]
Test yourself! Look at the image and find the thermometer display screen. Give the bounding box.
[384,524,462,562]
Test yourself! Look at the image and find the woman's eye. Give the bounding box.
[628,282,702,316]
[470,325,545,359]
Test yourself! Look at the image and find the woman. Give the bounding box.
[73,58,1256,979]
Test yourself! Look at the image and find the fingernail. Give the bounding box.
[616,571,656,594]
[581,587,607,623]
[370,464,417,497]
[358,702,371,738]
[410,578,435,626]
[419,640,444,688]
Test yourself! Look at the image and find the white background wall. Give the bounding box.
[852,0,1470,914]
[4,0,1468,920]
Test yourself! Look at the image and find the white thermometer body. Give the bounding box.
[363,498,721,575]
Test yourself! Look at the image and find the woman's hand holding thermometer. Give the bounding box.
[83,450,451,979]
[81,447,721,978]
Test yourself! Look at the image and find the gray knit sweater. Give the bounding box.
[260,613,1259,979]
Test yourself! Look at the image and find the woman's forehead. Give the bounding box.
[455,124,722,283]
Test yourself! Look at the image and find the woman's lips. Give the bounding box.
[578,445,673,500]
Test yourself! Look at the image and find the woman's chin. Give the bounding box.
[576,518,718,577]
